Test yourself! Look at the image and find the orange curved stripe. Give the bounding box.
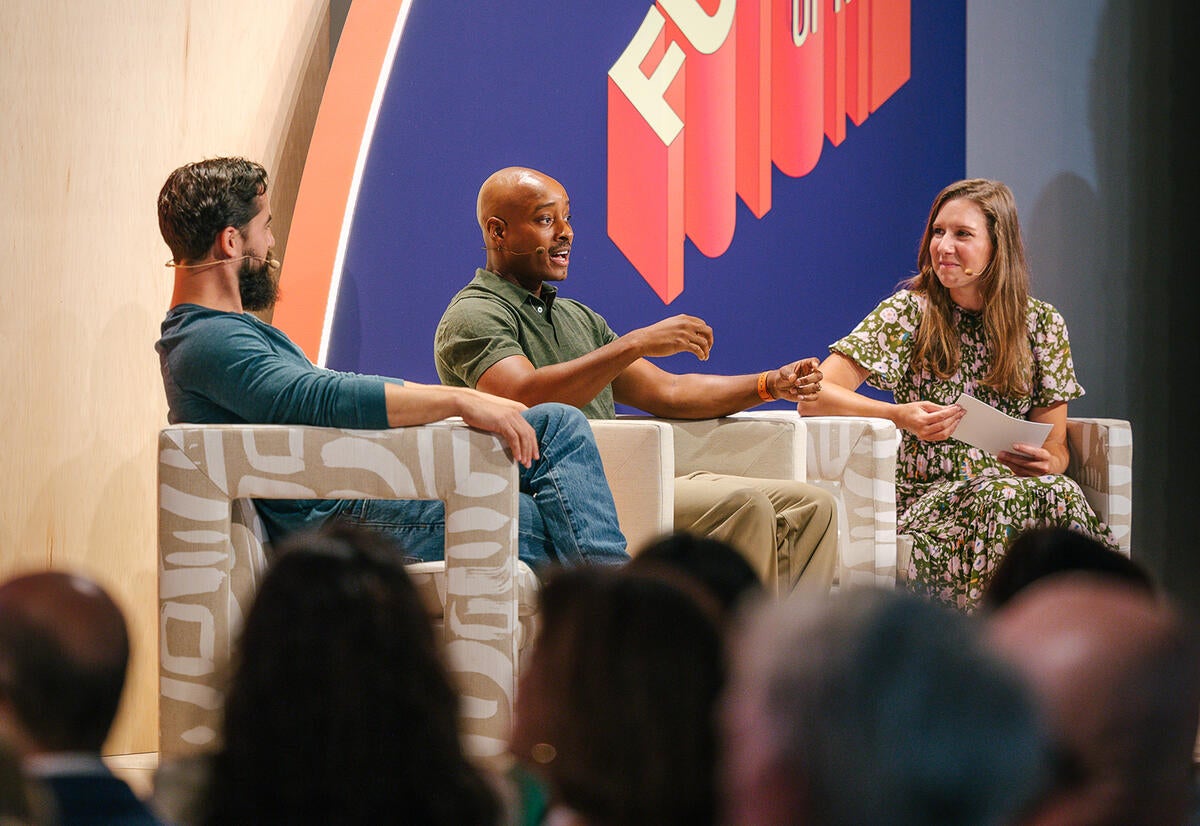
[274,0,408,363]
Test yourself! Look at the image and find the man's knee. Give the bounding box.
[807,486,837,526]
[714,485,776,529]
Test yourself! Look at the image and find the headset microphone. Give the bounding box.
[484,245,547,256]
[963,268,974,275]
[166,254,280,271]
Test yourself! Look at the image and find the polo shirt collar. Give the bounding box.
[474,268,559,312]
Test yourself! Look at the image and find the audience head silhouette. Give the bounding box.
[511,565,725,826]
[0,571,157,824]
[981,526,1154,610]
[987,574,1200,826]
[199,523,500,825]
[722,586,1050,826]
[0,571,129,756]
[628,530,764,620]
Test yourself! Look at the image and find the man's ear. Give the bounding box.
[485,216,506,250]
[212,225,241,259]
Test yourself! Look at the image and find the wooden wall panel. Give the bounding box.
[0,0,330,755]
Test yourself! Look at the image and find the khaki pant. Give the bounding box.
[673,471,838,596]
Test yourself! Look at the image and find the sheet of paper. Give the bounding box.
[951,393,1052,457]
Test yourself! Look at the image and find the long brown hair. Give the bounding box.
[906,179,1032,396]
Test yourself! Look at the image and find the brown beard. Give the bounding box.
[238,256,279,312]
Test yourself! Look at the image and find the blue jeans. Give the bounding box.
[255,403,628,573]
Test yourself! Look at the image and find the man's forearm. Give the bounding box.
[384,382,468,427]
[478,339,643,407]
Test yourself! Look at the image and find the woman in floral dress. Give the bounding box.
[800,179,1115,610]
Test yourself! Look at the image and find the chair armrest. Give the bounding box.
[658,411,806,480]
[1066,417,1133,553]
[158,421,520,759]
[589,419,675,555]
[801,416,899,587]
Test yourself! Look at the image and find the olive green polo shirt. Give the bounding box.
[434,269,620,419]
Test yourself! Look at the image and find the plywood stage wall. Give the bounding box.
[0,0,331,755]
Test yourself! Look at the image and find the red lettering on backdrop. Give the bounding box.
[772,0,824,177]
[735,0,771,218]
[662,0,737,259]
[824,0,848,146]
[845,0,869,125]
[608,8,687,303]
[870,0,910,110]
[608,0,911,304]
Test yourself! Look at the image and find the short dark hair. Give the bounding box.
[981,526,1154,610]
[629,530,763,618]
[0,603,128,752]
[157,157,268,262]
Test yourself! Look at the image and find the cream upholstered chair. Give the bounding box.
[748,414,1133,587]
[606,413,808,559]
[588,419,674,555]
[158,421,528,765]
[158,418,674,767]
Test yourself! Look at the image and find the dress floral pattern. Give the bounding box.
[831,290,1116,610]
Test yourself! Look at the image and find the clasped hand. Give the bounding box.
[771,358,823,401]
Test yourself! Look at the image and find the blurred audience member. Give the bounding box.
[627,530,764,620]
[988,574,1200,826]
[158,524,501,825]
[0,571,162,825]
[722,586,1050,826]
[981,526,1154,610]
[510,566,725,826]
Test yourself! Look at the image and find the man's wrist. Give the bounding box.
[756,371,775,402]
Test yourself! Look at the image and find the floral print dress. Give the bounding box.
[831,290,1116,610]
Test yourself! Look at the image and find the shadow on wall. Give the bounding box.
[1087,0,1188,611]
[1027,174,1106,413]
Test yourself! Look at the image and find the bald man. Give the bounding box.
[0,571,163,824]
[987,574,1200,826]
[435,167,838,595]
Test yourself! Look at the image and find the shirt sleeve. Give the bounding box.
[1029,300,1085,407]
[434,295,530,388]
[171,316,390,428]
[828,291,920,392]
[593,309,619,347]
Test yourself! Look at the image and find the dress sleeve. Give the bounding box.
[828,290,919,392]
[172,317,390,428]
[1029,300,1085,406]
[434,296,530,389]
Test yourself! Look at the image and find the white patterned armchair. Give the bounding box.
[158,420,537,767]
[157,418,676,767]
[747,414,1133,587]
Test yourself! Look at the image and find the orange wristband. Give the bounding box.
[757,371,773,401]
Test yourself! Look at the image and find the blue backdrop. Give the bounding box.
[328,0,965,410]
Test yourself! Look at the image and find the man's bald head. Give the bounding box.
[0,571,130,754]
[476,166,560,231]
[477,166,573,292]
[987,574,1200,826]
